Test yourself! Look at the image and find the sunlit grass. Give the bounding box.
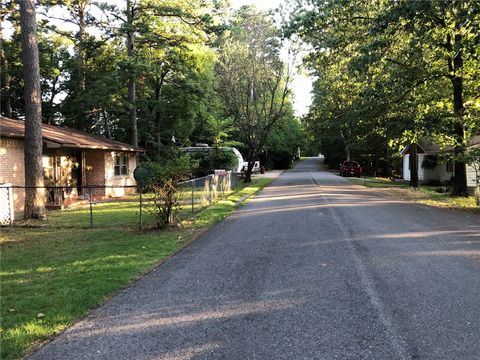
[348,177,479,213]
[0,177,272,360]
[348,176,409,188]
[188,178,272,227]
[417,186,479,213]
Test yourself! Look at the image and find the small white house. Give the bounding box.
[402,136,480,190]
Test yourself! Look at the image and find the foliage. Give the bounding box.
[1,0,303,194]
[0,176,273,360]
[188,147,239,176]
[348,177,479,212]
[286,0,480,192]
[422,155,438,170]
[1,0,226,147]
[265,111,304,168]
[142,152,193,227]
[216,6,292,181]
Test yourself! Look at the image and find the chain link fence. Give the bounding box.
[3,171,239,229]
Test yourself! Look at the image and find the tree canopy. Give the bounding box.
[286,0,480,192]
[2,1,303,175]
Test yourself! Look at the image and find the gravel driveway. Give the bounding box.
[29,158,480,360]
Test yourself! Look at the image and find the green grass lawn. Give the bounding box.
[416,186,479,211]
[348,176,479,213]
[348,176,409,188]
[0,178,272,360]
[12,184,239,230]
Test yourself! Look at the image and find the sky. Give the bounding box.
[231,0,313,116]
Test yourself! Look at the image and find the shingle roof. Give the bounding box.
[0,117,142,152]
[419,135,480,154]
[402,135,480,155]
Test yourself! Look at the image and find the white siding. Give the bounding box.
[440,162,454,183]
[466,164,477,188]
[403,154,410,181]
[418,154,425,181]
[403,154,425,181]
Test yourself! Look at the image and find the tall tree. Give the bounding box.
[287,0,480,192]
[1,0,19,118]
[126,0,138,147]
[217,7,291,182]
[19,0,46,219]
[0,5,11,117]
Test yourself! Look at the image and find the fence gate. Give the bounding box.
[0,183,14,225]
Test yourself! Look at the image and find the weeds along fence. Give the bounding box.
[2,171,239,229]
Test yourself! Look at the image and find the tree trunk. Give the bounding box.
[451,52,468,195]
[77,3,87,130]
[154,77,162,146]
[244,160,254,183]
[447,28,468,196]
[373,150,379,177]
[102,109,112,139]
[0,20,12,117]
[20,0,46,219]
[45,75,59,124]
[345,145,351,161]
[2,58,12,118]
[127,0,138,147]
[409,144,418,188]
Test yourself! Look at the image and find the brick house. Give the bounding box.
[0,116,142,218]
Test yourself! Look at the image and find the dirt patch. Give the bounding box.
[375,187,430,201]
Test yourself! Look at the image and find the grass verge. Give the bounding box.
[348,176,479,214]
[348,176,409,188]
[0,177,273,360]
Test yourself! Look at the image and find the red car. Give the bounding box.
[340,161,362,177]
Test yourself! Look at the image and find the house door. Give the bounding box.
[69,151,83,193]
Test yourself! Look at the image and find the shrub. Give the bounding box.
[421,155,438,169]
[269,149,294,169]
[189,147,238,176]
[141,153,194,227]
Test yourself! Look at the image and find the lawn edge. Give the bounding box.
[19,177,274,360]
[346,177,480,216]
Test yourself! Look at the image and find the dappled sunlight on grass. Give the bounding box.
[182,178,272,227]
[349,177,409,188]
[417,188,478,212]
[347,177,479,214]
[0,177,273,360]
[0,228,180,360]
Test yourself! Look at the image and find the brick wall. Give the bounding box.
[85,150,106,196]
[0,138,25,218]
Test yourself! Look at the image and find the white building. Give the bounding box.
[401,136,480,191]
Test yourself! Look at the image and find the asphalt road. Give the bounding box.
[29,158,480,360]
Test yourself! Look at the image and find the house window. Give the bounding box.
[446,160,454,173]
[114,153,129,176]
[43,156,55,181]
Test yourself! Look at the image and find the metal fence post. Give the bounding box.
[88,186,93,228]
[191,178,195,213]
[139,192,143,230]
